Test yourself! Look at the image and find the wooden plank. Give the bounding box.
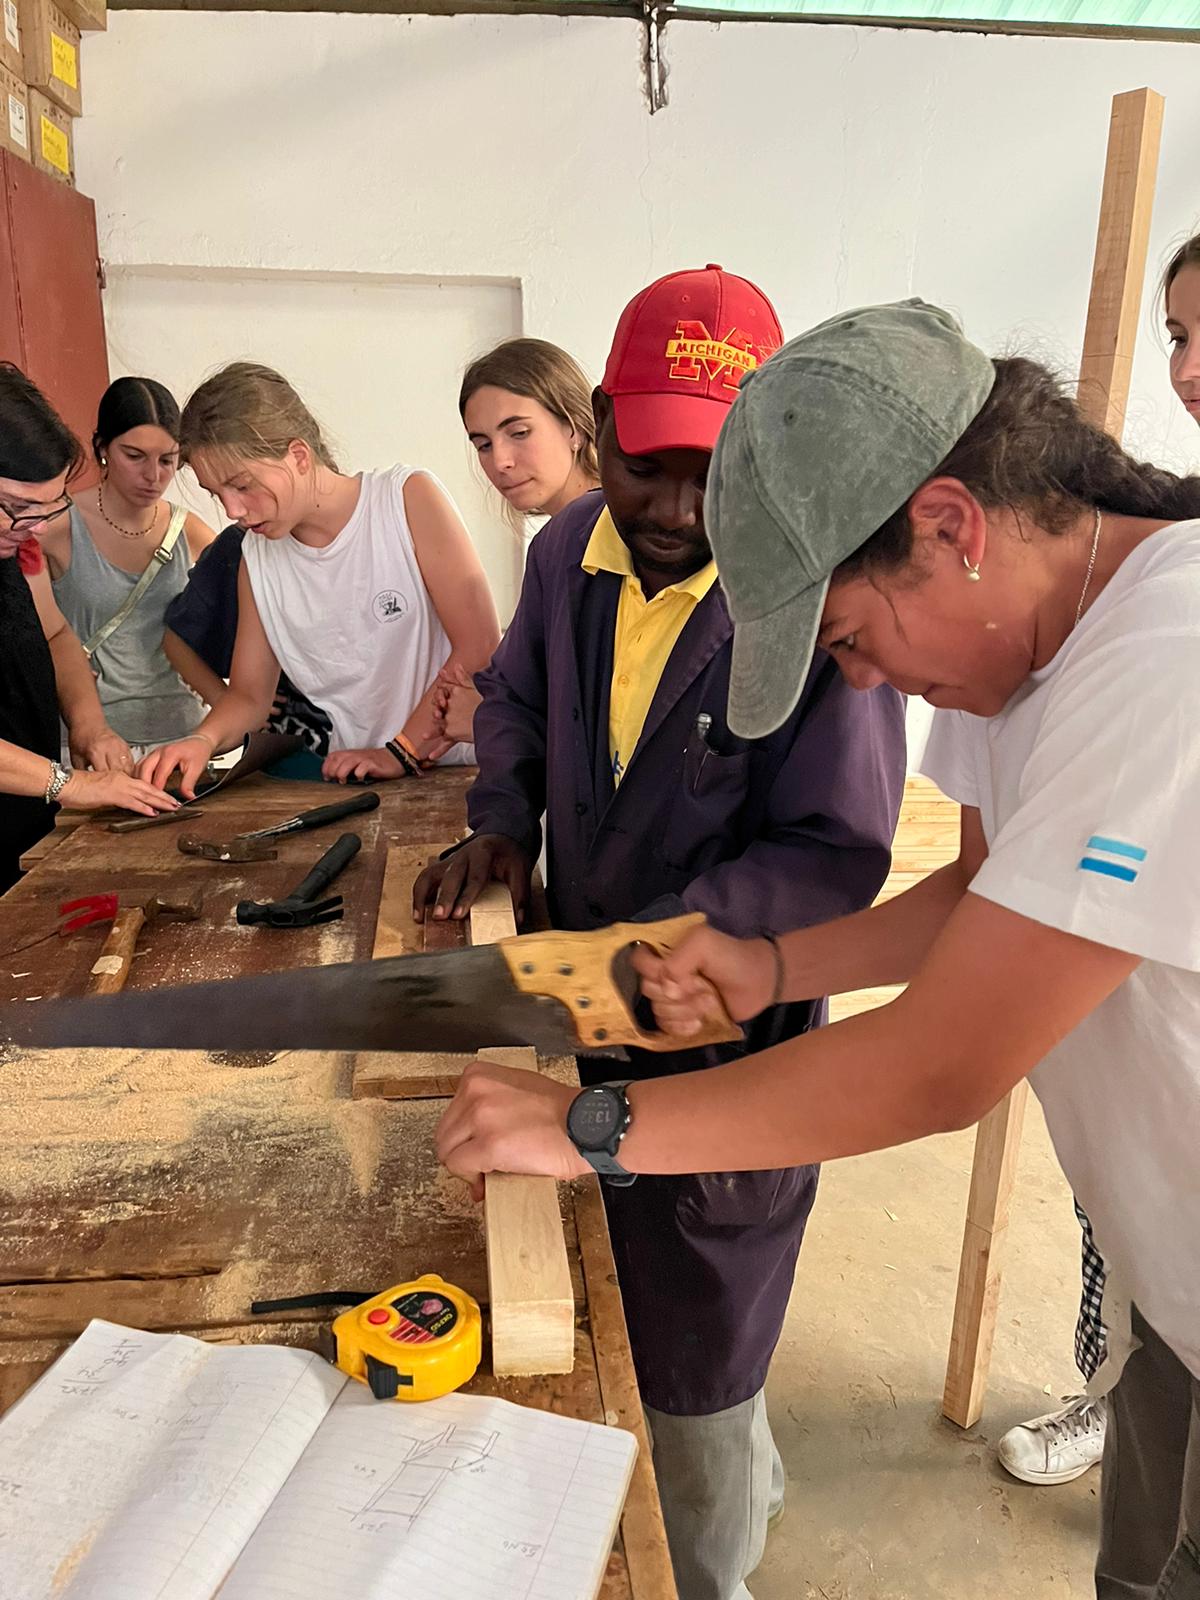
[353,1051,475,1102]
[468,885,575,1377]
[575,1178,678,1600]
[17,813,85,873]
[469,879,522,946]
[371,836,436,959]
[942,1081,1030,1429]
[352,837,467,1099]
[479,1045,576,1377]
[1077,87,1165,437]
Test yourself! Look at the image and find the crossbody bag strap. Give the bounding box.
[83,505,188,661]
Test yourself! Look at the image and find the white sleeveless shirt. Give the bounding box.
[242,465,468,759]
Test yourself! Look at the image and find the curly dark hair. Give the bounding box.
[837,355,1200,582]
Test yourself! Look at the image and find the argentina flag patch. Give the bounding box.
[1078,835,1147,884]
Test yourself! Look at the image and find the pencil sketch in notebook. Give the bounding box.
[0,1320,637,1600]
[353,1423,498,1523]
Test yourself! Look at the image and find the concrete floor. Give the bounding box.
[754,1100,1098,1599]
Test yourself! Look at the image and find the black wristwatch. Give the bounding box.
[566,1082,636,1187]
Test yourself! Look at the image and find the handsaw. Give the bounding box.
[0,913,741,1057]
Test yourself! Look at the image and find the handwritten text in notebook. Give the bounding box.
[0,1319,636,1600]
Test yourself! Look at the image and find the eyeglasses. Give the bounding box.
[0,494,73,530]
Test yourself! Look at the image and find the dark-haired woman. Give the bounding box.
[40,377,216,756]
[437,302,1200,1595]
[0,365,177,891]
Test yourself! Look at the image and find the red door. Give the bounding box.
[0,151,109,476]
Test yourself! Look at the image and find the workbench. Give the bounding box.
[0,772,677,1600]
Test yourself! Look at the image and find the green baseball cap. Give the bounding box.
[709,299,996,738]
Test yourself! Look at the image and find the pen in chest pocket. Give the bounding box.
[693,711,713,790]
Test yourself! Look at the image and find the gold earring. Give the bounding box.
[963,555,982,582]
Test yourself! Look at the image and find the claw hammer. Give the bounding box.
[86,892,204,995]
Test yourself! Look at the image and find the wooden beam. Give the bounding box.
[468,879,522,947]
[471,887,575,1377]
[942,1082,1029,1430]
[479,1041,576,1377]
[371,836,438,959]
[1077,87,1165,438]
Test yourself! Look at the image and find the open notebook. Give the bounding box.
[0,1319,637,1600]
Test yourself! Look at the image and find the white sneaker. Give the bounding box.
[997,1394,1107,1485]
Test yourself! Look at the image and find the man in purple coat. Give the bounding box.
[416,266,906,1600]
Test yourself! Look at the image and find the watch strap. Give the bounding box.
[581,1147,637,1187]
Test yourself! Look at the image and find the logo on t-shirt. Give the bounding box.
[1078,834,1147,885]
[372,589,409,624]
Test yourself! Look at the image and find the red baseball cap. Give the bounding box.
[601,264,783,457]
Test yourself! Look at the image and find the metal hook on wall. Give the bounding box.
[643,1,672,114]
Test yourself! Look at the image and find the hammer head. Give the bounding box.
[143,892,204,926]
[178,835,277,863]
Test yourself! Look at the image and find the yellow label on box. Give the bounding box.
[51,32,78,90]
[39,113,69,174]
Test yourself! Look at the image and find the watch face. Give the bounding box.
[568,1086,623,1153]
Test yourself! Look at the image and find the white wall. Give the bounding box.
[103,267,523,614]
[75,12,1200,751]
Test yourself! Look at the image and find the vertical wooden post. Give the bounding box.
[1077,87,1165,437]
[942,86,1163,1431]
[942,1083,1029,1428]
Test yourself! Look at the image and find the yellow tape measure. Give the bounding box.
[327,1274,481,1403]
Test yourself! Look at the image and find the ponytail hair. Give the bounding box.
[180,362,339,474]
[837,356,1200,581]
[460,338,598,483]
[94,376,180,463]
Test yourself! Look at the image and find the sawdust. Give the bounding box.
[332,1099,387,1197]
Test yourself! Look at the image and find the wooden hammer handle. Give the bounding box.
[499,912,742,1053]
[88,907,146,995]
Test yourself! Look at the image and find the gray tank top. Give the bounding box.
[53,504,204,747]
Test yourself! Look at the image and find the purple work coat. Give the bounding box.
[470,491,906,1414]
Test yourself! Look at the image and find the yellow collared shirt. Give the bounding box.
[582,508,717,785]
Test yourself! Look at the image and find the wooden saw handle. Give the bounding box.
[88,907,146,995]
[498,912,742,1053]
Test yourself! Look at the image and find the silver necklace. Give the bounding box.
[1075,508,1102,628]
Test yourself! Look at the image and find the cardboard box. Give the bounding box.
[54,0,103,31]
[27,86,71,184]
[1,0,22,81]
[19,0,81,117]
[0,62,28,162]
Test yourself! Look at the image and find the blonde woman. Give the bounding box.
[139,363,500,796]
[435,339,601,744]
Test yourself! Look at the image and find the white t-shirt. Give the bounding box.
[921,519,1200,1384]
[242,465,470,761]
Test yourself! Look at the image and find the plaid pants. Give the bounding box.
[1075,1199,1108,1382]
